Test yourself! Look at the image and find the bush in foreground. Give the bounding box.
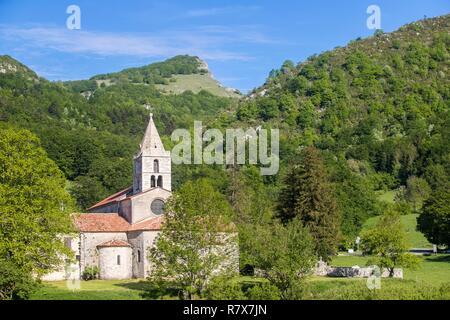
[0,259,39,300]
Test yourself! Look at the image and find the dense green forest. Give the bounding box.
[0,15,449,246]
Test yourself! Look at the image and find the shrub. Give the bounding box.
[0,259,38,300]
[392,40,401,49]
[246,283,282,300]
[205,277,283,300]
[311,280,450,300]
[204,277,247,300]
[82,266,99,281]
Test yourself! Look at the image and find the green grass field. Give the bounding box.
[362,214,432,248]
[31,280,148,300]
[372,190,431,248]
[156,74,241,98]
[31,255,450,300]
[331,254,450,285]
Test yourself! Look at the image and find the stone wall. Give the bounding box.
[213,233,240,275]
[142,155,171,191]
[142,231,160,277]
[89,202,119,214]
[98,246,133,280]
[119,199,132,223]
[79,232,128,273]
[130,188,171,223]
[127,231,146,278]
[314,260,403,279]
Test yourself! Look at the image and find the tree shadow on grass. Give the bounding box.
[424,254,450,263]
[114,281,179,300]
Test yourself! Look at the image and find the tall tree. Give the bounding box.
[0,128,74,298]
[417,187,450,248]
[277,147,341,261]
[148,179,236,300]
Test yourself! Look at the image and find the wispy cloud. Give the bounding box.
[185,6,261,18]
[0,24,272,61]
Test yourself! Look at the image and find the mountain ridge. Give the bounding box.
[86,55,241,98]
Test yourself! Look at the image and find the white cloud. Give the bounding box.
[185,6,260,18]
[0,24,272,61]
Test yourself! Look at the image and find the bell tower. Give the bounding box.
[133,113,171,194]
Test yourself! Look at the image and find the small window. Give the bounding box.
[151,176,156,188]
[117,255,121,265]
[137,250,141,263]
[157,176,163,187]
[154,160,160,173]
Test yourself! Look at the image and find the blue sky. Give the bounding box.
[0,0,448,92]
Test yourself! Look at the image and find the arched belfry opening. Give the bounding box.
[154,159,159,173]
[151,176,156,188]
[157,176,163,188]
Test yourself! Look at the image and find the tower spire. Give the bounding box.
[133,113,172,194]
[139,113,168,156]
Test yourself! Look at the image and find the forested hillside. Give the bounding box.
[0,55,236,209]
[209,14,450,243]
[0,15,448,247]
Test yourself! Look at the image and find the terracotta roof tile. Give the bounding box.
[97,239,131,248]
[74,213,130,232]
[128,216,164,231]
[74,214,164,232]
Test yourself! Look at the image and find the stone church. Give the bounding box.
[44,114,178,280]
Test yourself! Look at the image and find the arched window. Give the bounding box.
[151,176,156,188]
[137,250,141,263]
[154,159,159,173]
[117,255,121,265]
[157,176,163,188]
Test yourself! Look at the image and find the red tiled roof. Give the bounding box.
[128,216,164,231]
[74,213,164,232]
[97,239,131,248]
[87,186,132,211]
[74,213,130,232]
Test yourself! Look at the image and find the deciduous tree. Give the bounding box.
[148,179,236,300]
[0,128,74,298]
[248,219,316,299]
[361,208,420,276]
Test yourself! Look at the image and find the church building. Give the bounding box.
[44,114,175,280]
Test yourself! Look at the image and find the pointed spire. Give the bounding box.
[139,113,168,156]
